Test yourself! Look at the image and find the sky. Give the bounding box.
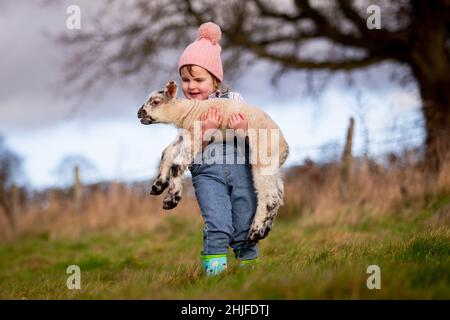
[0,1,424,190]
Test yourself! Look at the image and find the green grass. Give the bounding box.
[0,195,449,299]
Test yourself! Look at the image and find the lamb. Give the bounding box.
[137,81,289,243]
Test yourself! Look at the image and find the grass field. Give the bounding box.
[0,192,449,299]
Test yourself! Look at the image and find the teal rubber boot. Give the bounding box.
[200,254,228,276]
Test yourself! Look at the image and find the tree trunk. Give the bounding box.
[409,0,450,190]
[416,75,450,189]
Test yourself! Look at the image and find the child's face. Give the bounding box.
[180,65,216,100]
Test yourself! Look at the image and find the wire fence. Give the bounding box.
[116,116,426,178]
[281,115,425,166]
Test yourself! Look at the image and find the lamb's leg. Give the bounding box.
[162,163,185,209]
[244,129,285,243]
[150,133,183,195]
[162,133,194,209]
[246,168,284,244]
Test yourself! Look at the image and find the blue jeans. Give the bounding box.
[190,142,258,260]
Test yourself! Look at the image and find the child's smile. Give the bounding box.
[188,92,202,99]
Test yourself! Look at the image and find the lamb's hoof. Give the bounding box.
[150,181,169,195]
[246,224,272,244]
[162,193,181,210]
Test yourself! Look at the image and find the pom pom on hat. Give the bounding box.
[197,22,221,45]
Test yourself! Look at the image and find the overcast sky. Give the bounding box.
[0,1,424,190]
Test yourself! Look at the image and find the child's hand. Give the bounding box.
[228,112,248,134]
[200,106,223,135]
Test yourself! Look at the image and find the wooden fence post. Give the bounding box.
[11,184,18,233]
[74,165,82,213]
[340,117,355,199]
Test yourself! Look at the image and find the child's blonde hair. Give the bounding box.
[180,64,228,93]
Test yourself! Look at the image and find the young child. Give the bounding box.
[178,22,258,275]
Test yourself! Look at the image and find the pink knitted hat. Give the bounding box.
[178,22,223,82]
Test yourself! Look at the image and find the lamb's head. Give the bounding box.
[137,81,178,125]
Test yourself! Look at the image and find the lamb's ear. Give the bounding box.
[164,81,178,99]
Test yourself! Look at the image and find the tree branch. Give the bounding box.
[232,34,389,71]
[253,0,306,22]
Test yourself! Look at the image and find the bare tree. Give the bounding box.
[53,154,97,186]
[57,0,450,183]
[0,134,23,231]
